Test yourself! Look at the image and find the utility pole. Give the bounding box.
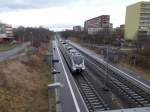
[103,45,109,91]
[22,35,24,43]
[30,32,33,47]
[23,28,25,43]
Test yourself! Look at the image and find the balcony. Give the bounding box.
[140,13,150,16]
[140,19,150,23]
[139,26,150,30]
[140,15,150,19]
[140,23,150,27]
[141,4,150,8]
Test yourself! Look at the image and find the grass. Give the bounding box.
[0,41,56,112]
[0,54,54,112]
[0,43,17,51]
[119,60,150,80]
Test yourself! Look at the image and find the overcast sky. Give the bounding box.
[0,0,148,31]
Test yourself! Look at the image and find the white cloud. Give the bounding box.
[0,0,148,31]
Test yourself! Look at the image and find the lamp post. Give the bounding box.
[30,32,33,47]
[48,82,63,112]
[22,28,25,43]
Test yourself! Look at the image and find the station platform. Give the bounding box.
[52,40,88,112]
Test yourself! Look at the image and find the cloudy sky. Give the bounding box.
[0,0,148,31]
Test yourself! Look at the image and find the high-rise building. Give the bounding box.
[114,24,125,38]
[5,24,13,38]
[125,1,150,40]
[84,15,110,34]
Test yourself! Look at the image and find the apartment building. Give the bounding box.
[0,23,13,42]
[84,15,110,34]
[125,1,150,40]
[73,26,83,32]
[5,24,13,38]
[114,24,125,38]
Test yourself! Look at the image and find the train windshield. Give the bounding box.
[73,55,83,65]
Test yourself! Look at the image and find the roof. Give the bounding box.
[127,1,150,8]
[85,15,110,22]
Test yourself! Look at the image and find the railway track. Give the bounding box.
[59,44,110,111]
[74,72,110,112]
[82,50,150,108]
[59,41,150,111]
[109,69,150,107]
[68,42,150,107]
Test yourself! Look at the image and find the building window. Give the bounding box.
[142,4,150,7]
[140,17,148,20]
[139,26,149,30]
[140,22,150,26]
[141,9,150,12]
[140,19,150,23]
[140,13,150,16]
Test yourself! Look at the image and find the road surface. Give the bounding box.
[0,42,30,61]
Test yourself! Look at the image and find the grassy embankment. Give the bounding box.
[0,43,17,51]
[0,44,56,112]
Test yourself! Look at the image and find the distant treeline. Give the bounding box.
[13,26,54,47]
[60,30,116,45]
[60,30,150,69]
[60,30,150,54]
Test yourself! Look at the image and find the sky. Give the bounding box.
[0,0,149,31]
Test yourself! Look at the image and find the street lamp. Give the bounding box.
[48,82,63,112]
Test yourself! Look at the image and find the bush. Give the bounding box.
[136,55,150,69]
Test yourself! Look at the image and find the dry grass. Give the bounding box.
[0,54,50,112]
[119,61,150,80]
[69,37,80,43]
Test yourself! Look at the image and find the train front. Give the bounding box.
[72,54,85,72]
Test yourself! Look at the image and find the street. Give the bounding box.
[0,42,30,61]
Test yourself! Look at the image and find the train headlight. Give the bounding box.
[83,66,85,70]
[73,67,76,71]
[82,64,85,70]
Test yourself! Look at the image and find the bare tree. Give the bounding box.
[14,27,54,47]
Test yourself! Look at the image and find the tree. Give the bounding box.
[14,27,54,47]
[136,30,150,54]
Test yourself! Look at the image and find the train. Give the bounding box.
[59,41,85,72]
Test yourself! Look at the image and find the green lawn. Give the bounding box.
[0,43,17,51]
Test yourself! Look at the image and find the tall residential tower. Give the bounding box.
[84,15,110,34]
[125,1,150,40]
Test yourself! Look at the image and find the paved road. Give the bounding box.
[52,39,88,112]
[0,42,30,61]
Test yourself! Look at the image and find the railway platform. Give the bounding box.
[51,40,88,112]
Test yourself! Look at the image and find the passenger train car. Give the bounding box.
[59,41,85,72]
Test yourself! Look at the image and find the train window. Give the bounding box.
[73,56,83,65]
[68,47,73,50]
